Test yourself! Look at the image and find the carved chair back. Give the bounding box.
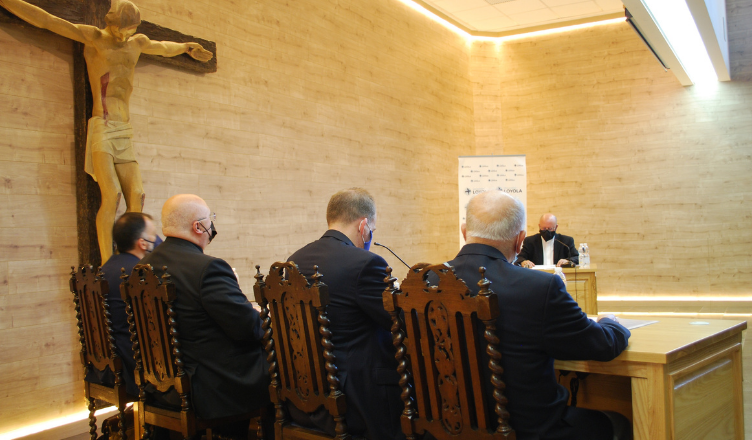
[70,264,131,440]
[120,264,187,402]
[382,264,515,440]
[71,264,120,375]
[122,263,265,440]
[254,262,349,439]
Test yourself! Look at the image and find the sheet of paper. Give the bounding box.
[617,318,658,330]
[530,264,556,270]
[588,316,658,330]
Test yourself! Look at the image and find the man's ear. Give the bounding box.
[461,223,467,241]
[514,230,526,254]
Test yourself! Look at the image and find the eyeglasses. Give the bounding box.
[197,212,216,223]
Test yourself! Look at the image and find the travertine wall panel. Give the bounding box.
[729,0,752,80]
[0,0,474,433]
[494,21,752,296]
[0,21,80,433]
[470,41,504,155]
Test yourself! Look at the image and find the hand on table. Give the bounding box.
[556,259,570,267]
[597,314,618,323]
[521,260,535,269]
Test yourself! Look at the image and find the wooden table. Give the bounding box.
[538,265,598,314]
[555,317,747,440]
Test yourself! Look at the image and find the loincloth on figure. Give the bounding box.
[85,116,137,182]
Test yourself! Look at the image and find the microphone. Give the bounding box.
[373,242,411,269]
[554,238,576,268]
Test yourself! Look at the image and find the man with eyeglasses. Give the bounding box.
[516,213,579,268]
[89,212,158,398]
[139,194,269,437]
[287,188,404,440]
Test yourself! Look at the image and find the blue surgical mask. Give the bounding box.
[362,222,373,251]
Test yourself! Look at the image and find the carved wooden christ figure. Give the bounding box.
[0,0,213,262]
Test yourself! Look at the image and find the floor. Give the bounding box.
[61,316,752,440]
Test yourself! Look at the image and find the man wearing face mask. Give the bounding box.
[139,194,269,435]
[449,191,631,440]
[287,188,404,440]
[515,213,579,268]
[88,212,158,397]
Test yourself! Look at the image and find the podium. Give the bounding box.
[539,265,598,314]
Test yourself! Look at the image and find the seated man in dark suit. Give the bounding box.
[288,188,404,440]
[448,190,631,440]
[515,213,579,267]
[140,194,269,435]
[87,212,157,398]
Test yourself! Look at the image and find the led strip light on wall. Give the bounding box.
[401,0,722,85]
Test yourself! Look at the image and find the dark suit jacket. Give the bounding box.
[103,252,140,396]
[515,233,579,266]
[139,237,269,419]
[447,244,629,440]
[288,230,404,440]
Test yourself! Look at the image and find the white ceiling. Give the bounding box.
[421,0,625,33]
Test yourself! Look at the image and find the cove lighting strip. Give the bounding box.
[600,312,752,317]
[397,0,471,38]
[0,406,120,440]
[495,18,625,41]
[600,296,752,302]
[638,0,717,84]
[397,0,625,41]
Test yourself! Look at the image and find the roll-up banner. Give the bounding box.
[458,155,527,247]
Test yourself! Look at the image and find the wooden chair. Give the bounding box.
[121,263,263,440]
[253,262,349,440]
[70,264,135,440]
[381,264,516,440]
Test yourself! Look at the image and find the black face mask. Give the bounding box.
[540,229,555,241]
[200,221,218,243]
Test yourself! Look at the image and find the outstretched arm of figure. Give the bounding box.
[135,35,213,61]
[0,0,100,43]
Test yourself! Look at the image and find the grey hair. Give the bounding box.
[465,191,526,242]
[326,188,376,224]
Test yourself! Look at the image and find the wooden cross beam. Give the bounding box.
[0,0,217,267]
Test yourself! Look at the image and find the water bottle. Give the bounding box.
[554,266,567,284]
[579,243,590,268]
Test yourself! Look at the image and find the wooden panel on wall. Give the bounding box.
[489,20,752,297]
[0,20,81,435]
[470,41,504,156]
[126,0,475,289]
[728,0,752,80]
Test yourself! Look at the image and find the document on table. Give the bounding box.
[589,316,658,330]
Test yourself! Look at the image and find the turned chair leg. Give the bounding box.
[141,423,151,440]
[87,397,98,440]
[117,404,128,440]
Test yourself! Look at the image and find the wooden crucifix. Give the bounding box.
[0,0,217,267]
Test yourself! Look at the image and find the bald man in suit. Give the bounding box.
[139,194,269,437]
